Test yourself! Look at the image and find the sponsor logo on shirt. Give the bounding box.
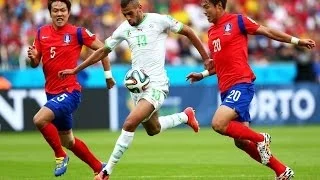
[64,34,71,44]
[224,23,232,35]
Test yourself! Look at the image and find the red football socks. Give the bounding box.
[242,140,261,162]
[225,121,264,143]
[40,123,66,158]
[242,141,286,176]
[69,138,102,173]
[268,156,287,176]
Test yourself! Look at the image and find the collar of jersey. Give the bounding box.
[215,12,229,26]
[51,23,70,32]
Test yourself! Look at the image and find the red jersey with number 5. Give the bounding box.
[34,24,96,94]
[208,13,260,93]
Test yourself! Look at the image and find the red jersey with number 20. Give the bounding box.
[34,24,96,94]
[208,13,260,93]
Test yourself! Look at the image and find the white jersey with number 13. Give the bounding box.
[105,13,183,92]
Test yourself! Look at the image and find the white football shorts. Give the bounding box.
[130,87,168,122]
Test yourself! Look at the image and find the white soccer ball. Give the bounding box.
[124,69,150,93]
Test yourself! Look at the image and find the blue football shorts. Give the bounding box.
[44,90,81,131]
[220,83,254,122]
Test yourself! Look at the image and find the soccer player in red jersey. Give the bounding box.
[187,0,316,179]
[27,0,116,177]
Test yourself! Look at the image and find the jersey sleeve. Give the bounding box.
[242,15,260,34]
[160,15,184,33]
[80,27,96,46]
[104,26,124,51]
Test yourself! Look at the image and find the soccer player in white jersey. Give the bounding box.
[58,0,211,179]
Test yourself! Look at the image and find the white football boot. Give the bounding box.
[257,133,272,165]
[276,167,294,180]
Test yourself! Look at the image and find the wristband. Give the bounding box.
[104,71,113,79]
[290,37,300,45]
[201,70,210,78]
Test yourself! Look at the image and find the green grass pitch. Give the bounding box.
[0,126,319,180]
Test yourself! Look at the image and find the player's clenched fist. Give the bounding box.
[27,46,40,68]
[27,46,35,58]
[105,78,116,89]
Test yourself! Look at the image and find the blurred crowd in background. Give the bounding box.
[0,0,319,82]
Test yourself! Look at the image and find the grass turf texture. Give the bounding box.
[0,126,319,180]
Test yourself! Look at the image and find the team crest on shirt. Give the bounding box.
[126,30,132,37]
[64,34,71,44]
[224,23,232,35]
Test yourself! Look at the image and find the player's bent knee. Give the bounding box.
[211,120,226,134]
[33,115,46,129]
[123,120,140,132]
[145,128,160,136]
[32,115,39,125]
[62,139,75,149]
[33,108,54,129]
[60,134,75,149]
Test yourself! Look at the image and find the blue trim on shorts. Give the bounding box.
[44,90,81,131]
[220,83,254,122]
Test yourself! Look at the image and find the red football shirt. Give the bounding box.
[34,24,96,94]
[208,13,260,92]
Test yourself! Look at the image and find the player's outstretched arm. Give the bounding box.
[76,46,110,73]
[89,39,116,89]
[58,46,110,78]
[178,25,211,63]
[255,25,316,49]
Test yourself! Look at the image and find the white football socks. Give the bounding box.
[103,113,188,174]
[159,112,188,132]
[104,129,134,174]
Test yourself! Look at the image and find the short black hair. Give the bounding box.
[48,0,71,13]
[120,0,139,8]
[209,0,227,9]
